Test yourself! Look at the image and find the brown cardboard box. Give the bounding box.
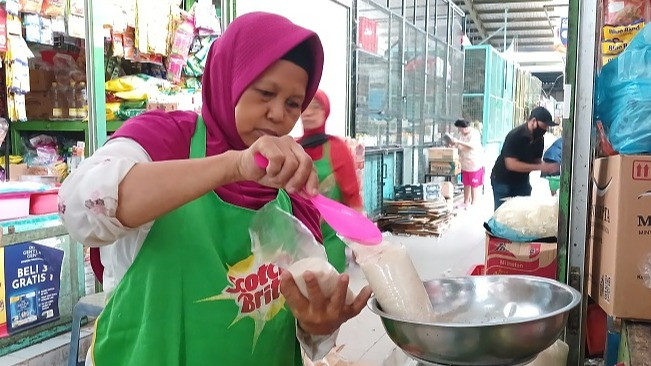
[29,69,55,92]
[25,92,52,119]
[588,155,651,320]
[428,147,458,161]
[9,163,28,181]
[429,160,461,176]
[485,232,557,279]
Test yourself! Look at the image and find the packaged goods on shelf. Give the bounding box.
[603,0,650,26]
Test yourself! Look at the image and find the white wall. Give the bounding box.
[236,0,351,138]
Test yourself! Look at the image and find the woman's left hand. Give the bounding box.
[281,271,373,336]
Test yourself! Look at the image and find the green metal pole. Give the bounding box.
[84,0,107,153]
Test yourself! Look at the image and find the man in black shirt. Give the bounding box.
[491,107,560,210]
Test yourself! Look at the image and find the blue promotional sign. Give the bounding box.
[3,242,63,334]
[560,18,568,47]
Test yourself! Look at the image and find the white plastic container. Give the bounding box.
[0,192,31,221]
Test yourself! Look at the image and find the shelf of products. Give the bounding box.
[9,120,124,157]
[1,0,222,183]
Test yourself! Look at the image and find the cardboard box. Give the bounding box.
[485,233,557,279]
[429,160,461,176]
[29,69,55,92]
[25,92,52,119]
[428,147,458,161]
[8,164,28,181]
[588,155,651,320]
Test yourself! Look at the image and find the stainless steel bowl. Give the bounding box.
[368,275,581,366]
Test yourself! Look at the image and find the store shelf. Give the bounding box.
[10,120,124,133]
[106,121,125,132]
[10,120,125,156]
[11,120,88,132]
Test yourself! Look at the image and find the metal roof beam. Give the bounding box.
[460,0,488,39]
[482,16,560,24]
[492,40,555,45]
[468,25,553,31]
[478,8,555,15]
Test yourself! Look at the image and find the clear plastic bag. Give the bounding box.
[349,240,435,322]
[596,23,651,154]
[488,196,559,242]
[250,204,353,304]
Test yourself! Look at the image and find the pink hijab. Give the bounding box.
[111,12,325,241]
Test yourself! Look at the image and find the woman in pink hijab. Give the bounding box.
[58,12,371,365]
[299,90,363,273]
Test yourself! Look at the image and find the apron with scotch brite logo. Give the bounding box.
[90,116,303,366]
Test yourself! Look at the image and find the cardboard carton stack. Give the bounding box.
[379,199,453,237]
[588,155,651,321]
[428,147,461,177]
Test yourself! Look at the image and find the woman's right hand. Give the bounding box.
[236,135,319,195]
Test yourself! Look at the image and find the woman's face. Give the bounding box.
[235,60,309,146]
[301,99,325,130]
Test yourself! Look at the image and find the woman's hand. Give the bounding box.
[281,271,373,336]
[236,135,319,195]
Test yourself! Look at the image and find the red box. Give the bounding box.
[467,264,484,276]
[358,17,378,53]
[485,232,557,280]
[29,189,59,215]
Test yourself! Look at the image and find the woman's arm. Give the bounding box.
[454,140,474,150]
[116,134,318,228]
[115,151,241,228]
[59,138,154,247]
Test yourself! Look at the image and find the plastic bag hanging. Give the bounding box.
[596,23,651,154]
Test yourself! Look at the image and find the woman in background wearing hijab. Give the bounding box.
[299,91,363,273]
[59,13,371,366]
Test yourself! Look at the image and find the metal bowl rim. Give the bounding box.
[367,275,582,328]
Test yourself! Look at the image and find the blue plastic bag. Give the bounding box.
[596,24,651,154]
[487,218,544,242]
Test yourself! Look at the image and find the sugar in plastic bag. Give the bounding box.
[350,240,435,322]
[249,203,353,304]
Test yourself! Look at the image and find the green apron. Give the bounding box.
[314,142,347,273]
[90,116,302,366]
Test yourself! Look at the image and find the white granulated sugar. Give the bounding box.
[287,257,354,305]
[354,241,435,322]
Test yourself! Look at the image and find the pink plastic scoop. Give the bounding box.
[254,153,382,245]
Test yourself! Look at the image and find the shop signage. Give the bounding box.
[0,242,64,337]
[560,17,568,47]
[358,16,378,53]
